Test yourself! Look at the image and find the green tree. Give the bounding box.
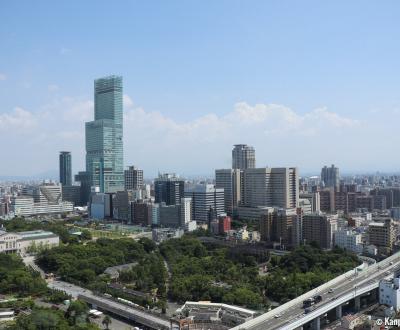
[102,315,112,330]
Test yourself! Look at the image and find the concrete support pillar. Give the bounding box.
[311,317,320,330]
[371,289,377,302]
[354,296,360,312]
[336,305,342,319]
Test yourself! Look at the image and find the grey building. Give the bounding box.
[243,167,299,209]
[113,191,131,221]
[159,204,181,228]
[184,184,225,223]
[85,75,124,193]
[321,164,340,191]
[215,169,242,215]
[74,171,91,206]
[232,144,255,170]
[62,185,81,206]
[131,200,153,226]
[154,173,184,206]
[124,166,143,190]
[59,151,72,186]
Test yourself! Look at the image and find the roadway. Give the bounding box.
[49,280,170,330]
[233,252,400,330]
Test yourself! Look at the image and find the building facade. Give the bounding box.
[154,173,184,206]
[11,183,73,217]
[232,144,255,170]
[59,151,72,186]
[242,167,299,209]
[215,169,242,215]
[85,75,124,193]
[124,166,143,190]
[334,229,363,254]
[321,164,340,191]
[0,230,59,255]
[368,218,396,255]
[184,184,225,223]
[302,213,338,249]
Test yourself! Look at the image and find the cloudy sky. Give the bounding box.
[1,1,400,178]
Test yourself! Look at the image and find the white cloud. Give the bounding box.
[0,107,37,130]
[0,96,394,176]
[123,94,134,109]
[0,73,6,81]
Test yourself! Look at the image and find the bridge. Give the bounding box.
[48,279,170,330]
[78,292,171,330]
[232,251,400,330]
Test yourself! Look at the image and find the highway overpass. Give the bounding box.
[78,292,171,330]
[48,280,170,330]
[232,251,400,330]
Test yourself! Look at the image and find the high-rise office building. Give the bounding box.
[85,75,124,193]
[232,144,255,170]
[215,169,242,215]
[124,166,143,190]
[184,184,225,223]
[321,164,340,191]
[74,171,91,206]
[59,151,72,186]
[154,173,184,206]
[243,167,299,209]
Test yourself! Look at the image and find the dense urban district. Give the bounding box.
[1,77,400,330]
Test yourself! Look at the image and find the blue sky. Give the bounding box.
[1,1,400,177]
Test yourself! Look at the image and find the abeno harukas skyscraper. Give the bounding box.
[85,75,124,193]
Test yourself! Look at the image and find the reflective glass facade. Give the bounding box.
[85,75,124,192]
[59,151,72,186]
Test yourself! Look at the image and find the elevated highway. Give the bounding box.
[232,252,400,330]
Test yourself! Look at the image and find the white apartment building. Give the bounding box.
[380,277,400,311]
[11,183,73,217]
[215,169,242,215]
[180,197,192,225]
[334,229,363,254]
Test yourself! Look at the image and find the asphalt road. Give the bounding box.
[48,279,89,298]
[49,280,170,329]
[244,255,400,330]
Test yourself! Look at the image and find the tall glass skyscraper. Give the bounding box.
[85,75,124,193]
[59,151,72,186]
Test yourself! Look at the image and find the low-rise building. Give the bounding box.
[334,229,363,254]
[173,301,258,329]
[0,230,59,255]
[379,277,400,311]
[152,228,184,243]
[11,183,73,217]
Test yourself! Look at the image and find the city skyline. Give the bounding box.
[2,1,400,177]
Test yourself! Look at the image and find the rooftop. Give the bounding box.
[369,222,385,227]
[18,230,58,239]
